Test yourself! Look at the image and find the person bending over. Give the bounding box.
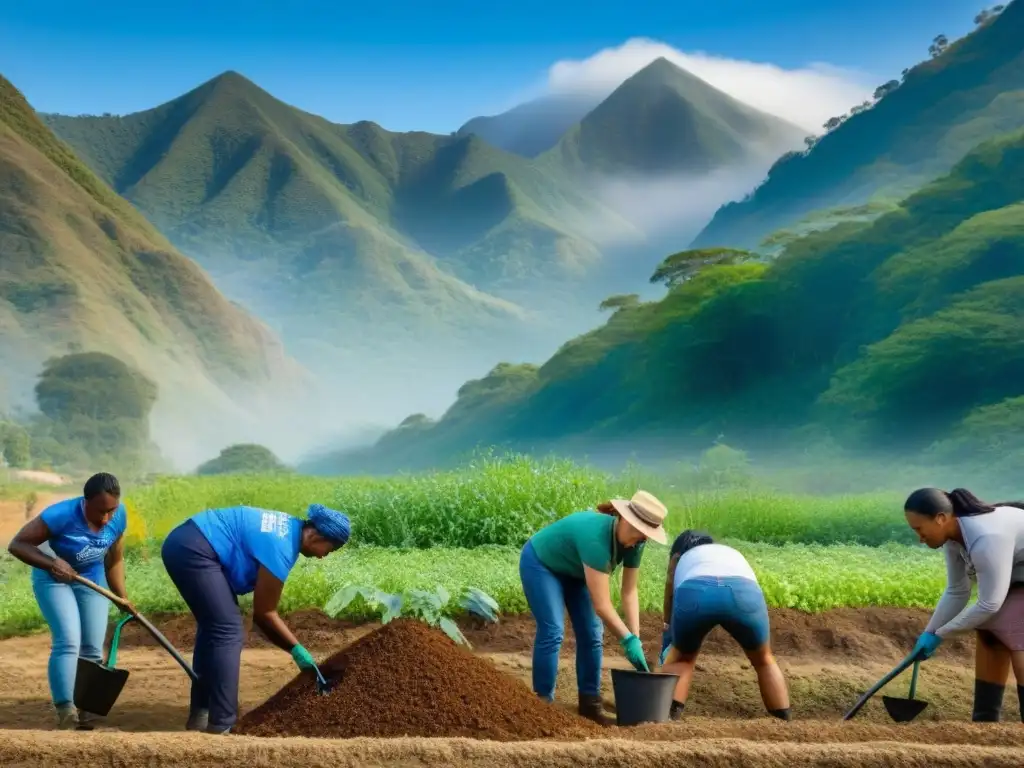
[658,530,790,720]
[904,487,1024,722]
[161,503,350,734]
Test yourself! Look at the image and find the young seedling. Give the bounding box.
[323,583,500,648]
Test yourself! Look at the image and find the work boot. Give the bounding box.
[55,704,78,730]
[186,708,210,732]
[204,723,232,735]
[76,710,102,731]
[578,694,611,727]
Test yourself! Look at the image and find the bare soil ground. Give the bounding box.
[0,493,72,546]
[1,608,1022,766]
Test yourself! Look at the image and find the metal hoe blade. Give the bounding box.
[314,666,333,696]
[881,660,928,722]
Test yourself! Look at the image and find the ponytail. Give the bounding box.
[947,488,1024,517]
[906,487,1024,518]
[595,501,617,516]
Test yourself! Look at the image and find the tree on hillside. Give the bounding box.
[928,34,949,58]
[598,294,640,313]
[35,352,157,423]
[32,351,158,464]
[650,248,755,289]
[873,81,900,100]
[196,443,288,475]
[0,422,31,468]
[975,5,1005,25]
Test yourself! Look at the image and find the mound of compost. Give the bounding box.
[235,618,603,741]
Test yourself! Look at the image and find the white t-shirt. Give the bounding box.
[925,506,1024,637]
[673,543,759,590]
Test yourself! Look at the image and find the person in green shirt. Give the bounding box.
[518,489,669,725]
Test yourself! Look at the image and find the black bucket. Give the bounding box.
[74,614,133,717]
[610,668,680,726]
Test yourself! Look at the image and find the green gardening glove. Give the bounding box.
[620,634,650,672]
[290,643,316,671]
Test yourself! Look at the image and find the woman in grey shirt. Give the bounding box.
[904,487,1024,721]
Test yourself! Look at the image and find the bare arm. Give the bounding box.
[584,565,631,639]
[104,535,130,602]
[620,566,641,637]
[251,565,300,652]
[7,518,74,581]
[663,553,680,629]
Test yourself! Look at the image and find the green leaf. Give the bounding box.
[439,616,470,647]
[460,587,500,622]
[379,592,404,624]
[323,584,362,618]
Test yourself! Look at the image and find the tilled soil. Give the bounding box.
[236,619,602,741]
[3,731,1024,768]
[113,606,975,665]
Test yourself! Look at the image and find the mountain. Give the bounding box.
[456,92,601,157]
[324,124,1024,474]
[40,74,639,372]
[0,74,309,467]
[691,0,1024,249]
[542,58,807,177]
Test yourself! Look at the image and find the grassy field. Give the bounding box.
[0,455,940,638]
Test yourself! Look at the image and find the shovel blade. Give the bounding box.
[74,658,130,717]
[882,695,929,723]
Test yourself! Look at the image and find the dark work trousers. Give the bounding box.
[161,519,244,730]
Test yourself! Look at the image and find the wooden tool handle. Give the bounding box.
[72,573,199,683]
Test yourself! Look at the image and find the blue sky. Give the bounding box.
[0,0,990,133]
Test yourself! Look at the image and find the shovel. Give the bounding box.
[882,659,929,722]
[72,573,199,684]
[74,613,134,717]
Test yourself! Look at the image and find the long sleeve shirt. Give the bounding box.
[925,506,1024,638]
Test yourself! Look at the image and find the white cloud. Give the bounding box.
[546,38,874,133]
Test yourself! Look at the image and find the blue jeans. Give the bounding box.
[31,569,111,707]
[519,540,603,701]
[161,519,245,729]
[671,576,770,654]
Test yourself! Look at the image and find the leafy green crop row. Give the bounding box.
[119,455,912,549]
[0,541,943,638]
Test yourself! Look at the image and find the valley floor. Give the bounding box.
[1,610,1022,766]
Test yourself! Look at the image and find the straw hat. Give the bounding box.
[610,490,668,545]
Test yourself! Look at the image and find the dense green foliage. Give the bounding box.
[693,0,1024,249]
[196,443,288,476]
[337,124,1024,473]
[3,353,163,474]
[0,455,954,637]
[0,539,944,637]
[90,454,917,549]
[0,422,30,468]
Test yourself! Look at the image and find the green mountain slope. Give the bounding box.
[0,74,308,466]
[691,0,1024,249]
[328,125,1024,473]
[543,58,806,177]
[40,74,638,364]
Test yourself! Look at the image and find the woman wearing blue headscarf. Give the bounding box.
[161,503,351,734]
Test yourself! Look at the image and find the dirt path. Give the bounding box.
[0,493,73,547]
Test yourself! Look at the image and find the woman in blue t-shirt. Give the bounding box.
[160,502,351,734]
[7,472,132,730]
